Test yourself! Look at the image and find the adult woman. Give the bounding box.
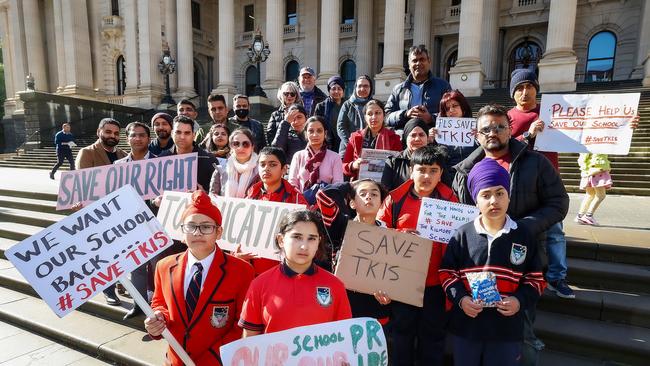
[266,81,303,145]
[289,116,343,195]
[337,75,374,154]
[271,104,308,163]
[209,127,259,197]
[381,118,431,191]
[314,75,345,152]
[342,99,401,180]
[200,123,230,159]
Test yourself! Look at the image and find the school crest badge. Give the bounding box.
[210,305,229,328]
[510,243,527,265]
[316,287,332,307]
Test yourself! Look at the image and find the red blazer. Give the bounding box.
[150,249,255,365]
[342,127,402,179]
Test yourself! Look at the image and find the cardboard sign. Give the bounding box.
[358,149,398,181]
[435,117,477,147]
[220,317,388,366]
[535,93,640,154]
[334,221,432,307]
[157,191,305,260]
[416,198,479,244]
[5,185,172,317]
[56,153,198,210]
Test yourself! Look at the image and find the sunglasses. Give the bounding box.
[478,125,509,136]
[231,140,252,148]
[283,92,296,97]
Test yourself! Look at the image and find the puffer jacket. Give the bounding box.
[384,72,451,129]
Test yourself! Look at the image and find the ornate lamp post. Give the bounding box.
[246,31,271,97]
[158,49,176,105]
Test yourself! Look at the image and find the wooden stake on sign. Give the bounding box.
[119,279,196,366]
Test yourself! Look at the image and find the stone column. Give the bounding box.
[0,4,16,116]
[412,0,431,51]
[123,0,139,96]
[213,0,237,103]
[22,0,48,91]
[262,0,285,105]
[634,0,650,86]
[176,0,196,97]
[537,0,578,92]
[137,0,164,107]
[165,0,178,91]
[60,0,94,95]
[374,0,407,100]
[356,0,373,76]
[8,0,26,95]
[317,0,340,90]
[52,0,66,92]
[480,0,499,88]
[449,0,485,96]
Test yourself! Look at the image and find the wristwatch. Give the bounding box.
[522,131,532,142]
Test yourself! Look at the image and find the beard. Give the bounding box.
[483,139,508,153]
[156,130,170,139]
[100,136,119,147]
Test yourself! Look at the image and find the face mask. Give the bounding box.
[235,109,249,119]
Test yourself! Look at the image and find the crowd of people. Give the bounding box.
[46,44,641,366]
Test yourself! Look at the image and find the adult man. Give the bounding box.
[115,122,155,319]
[227,94,265,152]
[453,104,569,365]
[76,118,127,306]
[507,68,574,300]
[177,99,204,142]
[148,112,175,155]
[385,45,451,130]
[160,115,218,192]
[298,67,327,116]
[207,93,229,125]
[49,122,76,179]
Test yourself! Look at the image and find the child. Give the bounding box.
[144,190,255,365]
[238,210,352,335]
[316,179,392,318]
[376,145,457,366]
[575,153,612,226]
[242,147,308,275]
[439,158,545,366]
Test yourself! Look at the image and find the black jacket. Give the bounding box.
[314,97,343,153]
[265,108,285,146]
[159,144,219,192]
[271,120,307,163]
[384,72,451,129]
[381,149,412,192]
[301,86,328,116]
[452,138,569,237]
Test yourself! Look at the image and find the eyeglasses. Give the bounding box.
[478,125,509,136]
[231,140,252,148]
[283,92,296,97]
[180,223,218,235]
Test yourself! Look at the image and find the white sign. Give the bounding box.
[416,198,479,243]
[5,185,172,317]
[435,117,477,147]
[358,149,399,181]
[157,191,305,260]
[535,93,640,155]
[220,318,388,366]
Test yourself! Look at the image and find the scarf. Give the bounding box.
[225,153,258,198]
[303,145,327,188]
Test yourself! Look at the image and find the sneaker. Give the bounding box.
[49,172,55,180]
[103,292,122,306]
[547,279,575,299]
[573,214,583,223]
[578,215,599,226]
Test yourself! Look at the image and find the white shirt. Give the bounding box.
[114,151,152,164]
[183,248,215,295]
[473,214,518,264]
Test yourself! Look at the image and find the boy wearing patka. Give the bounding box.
[439,158,545,366]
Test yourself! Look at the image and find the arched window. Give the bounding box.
[245,65,258,96]
[340,60,356,98]
[508,39,542,84]
[445,50,457,82]
[285,60,299,82]
[585,31,616,82]
[116,55,126,95]
[193,60,206,108]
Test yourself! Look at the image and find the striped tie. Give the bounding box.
[185,262,203,321]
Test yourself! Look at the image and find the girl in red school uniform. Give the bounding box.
[238,210,352,335]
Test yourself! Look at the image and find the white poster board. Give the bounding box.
[416,198,480,244]
[358,149,399,181]
[220,318,388,366]
[435,117,477,147]
[535,93,639,154]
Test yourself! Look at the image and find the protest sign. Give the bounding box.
[56,153,198,210]
[416,198,480,244]
[334,221,432,307]
[435,117,477,147]
[358,149,398,181]
[5,185,172,317]
[535,93,640,154]
[157,191,305,260]
[220,317,388,366]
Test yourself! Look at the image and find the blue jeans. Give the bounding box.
[543,222,567,282]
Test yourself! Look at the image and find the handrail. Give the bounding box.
[15,130,41,154]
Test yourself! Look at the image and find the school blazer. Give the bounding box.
[150,249,255,365]
[75,139,127,169]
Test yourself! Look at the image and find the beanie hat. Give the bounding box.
[402,118,429,148]
[467,158,511,201]
[327,75,345,92]
[180,190,223,226]
[151,112,173,127]
[509,68,539,98]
